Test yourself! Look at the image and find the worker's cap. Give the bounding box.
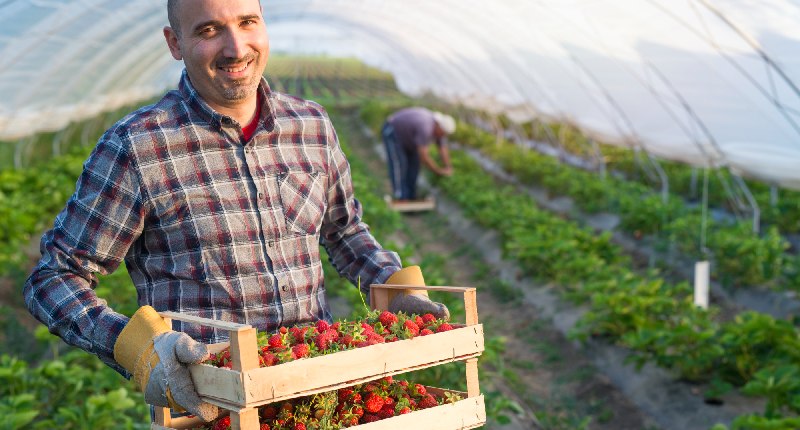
[432,111,457,135]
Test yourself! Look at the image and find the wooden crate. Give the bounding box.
[151,284,485,430]
[383,194,436,212]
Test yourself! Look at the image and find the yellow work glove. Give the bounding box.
[114,306,218,421]
[385,266,450,320]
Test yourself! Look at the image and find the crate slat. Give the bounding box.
[192,324,484,407]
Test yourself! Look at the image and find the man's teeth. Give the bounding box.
[221,62,249,72]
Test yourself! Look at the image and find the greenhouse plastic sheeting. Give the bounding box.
[2,0,800,189]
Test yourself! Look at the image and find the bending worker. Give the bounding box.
[382,107,456,201]
[23,0,448,422]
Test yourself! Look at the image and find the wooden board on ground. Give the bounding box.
[384,194,436,212]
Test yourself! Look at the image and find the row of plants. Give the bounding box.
[358,100,800,428]
[516,120,800,235]
[361,101,792,291]
[434,149,800,428]
[0,103,148,279]
[452,121,793,291]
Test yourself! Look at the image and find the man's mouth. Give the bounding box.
[220,61,251,73]
[217,55,256,77]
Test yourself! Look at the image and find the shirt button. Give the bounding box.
[257,192,263,199]
[281,285,288,292]
[268,240,274,248]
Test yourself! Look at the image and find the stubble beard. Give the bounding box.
[217,53,262,101]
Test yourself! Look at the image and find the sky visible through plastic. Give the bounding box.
[1,0,800,189]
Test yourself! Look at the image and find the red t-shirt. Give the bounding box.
[242,93,262,141]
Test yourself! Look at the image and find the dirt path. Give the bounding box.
[338,110,658,430]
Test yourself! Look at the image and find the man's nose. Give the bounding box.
[222,29,249,59]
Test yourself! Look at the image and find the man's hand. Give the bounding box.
[385,266,450,320]
[114,306,218,422]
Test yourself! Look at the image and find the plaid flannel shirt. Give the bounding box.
[24,71,401,375]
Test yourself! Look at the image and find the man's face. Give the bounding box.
[164,0,269,111]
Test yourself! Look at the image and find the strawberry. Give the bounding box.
[436,323,453,333]
[403,319,420,337]
[378,404,395,419]
[412,384,427,397]
[398,407,411,414]
[212,416,231,430]
[414,315,425,327]
[361,414,380,423]
[268,334,283,348]
[316,320,330,333]
[260,424,271,430]
[418,394,438,409]
[364,393,385,413]
[261,405,278,419]
[292,343,310,359]
[261,351,278,367]
[420,328,434,336]
[422,313,436,325]
[294,423,306,430]
[378,311,398,327]
[340,334,354,346]
[338,388,354,403]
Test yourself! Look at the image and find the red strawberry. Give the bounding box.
[436,323,453,333]
[398,407,411,414]
[261,405,278,419]
[362,414,380,423]
[260,424,271,430]
[292,343,310,359]
[361,322,375,333]
[331,322,341,331]
[378,311,398,327]
[422,313,436,325]
[413,384,427,396]
[341,334,354,346]
[403,320,420,337]
[279,326,288,334]
[294,423,306,430]
[351,393,362,404]
[418,394,438,409]
[261,352,278,367]
[268,334,283,348]
[420,328,434,336]
[338,388,354,402]
[212,416,231,430]
[364,393,385,413]
[414,315,425,327]
[378,404,395,419]
[316,320,330,333]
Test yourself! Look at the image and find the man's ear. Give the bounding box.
[163,26,183,61]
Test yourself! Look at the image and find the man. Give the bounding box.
[23,0,447,422]
[382,107,456,201]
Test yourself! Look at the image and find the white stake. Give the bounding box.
[694,261,710,309]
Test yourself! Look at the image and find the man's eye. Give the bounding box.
[199,27,217,36]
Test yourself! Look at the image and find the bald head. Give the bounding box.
[168,0,262,38]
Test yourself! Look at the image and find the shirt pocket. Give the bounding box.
[277,171,327,236]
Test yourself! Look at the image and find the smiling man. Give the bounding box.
[23,0,448,422]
